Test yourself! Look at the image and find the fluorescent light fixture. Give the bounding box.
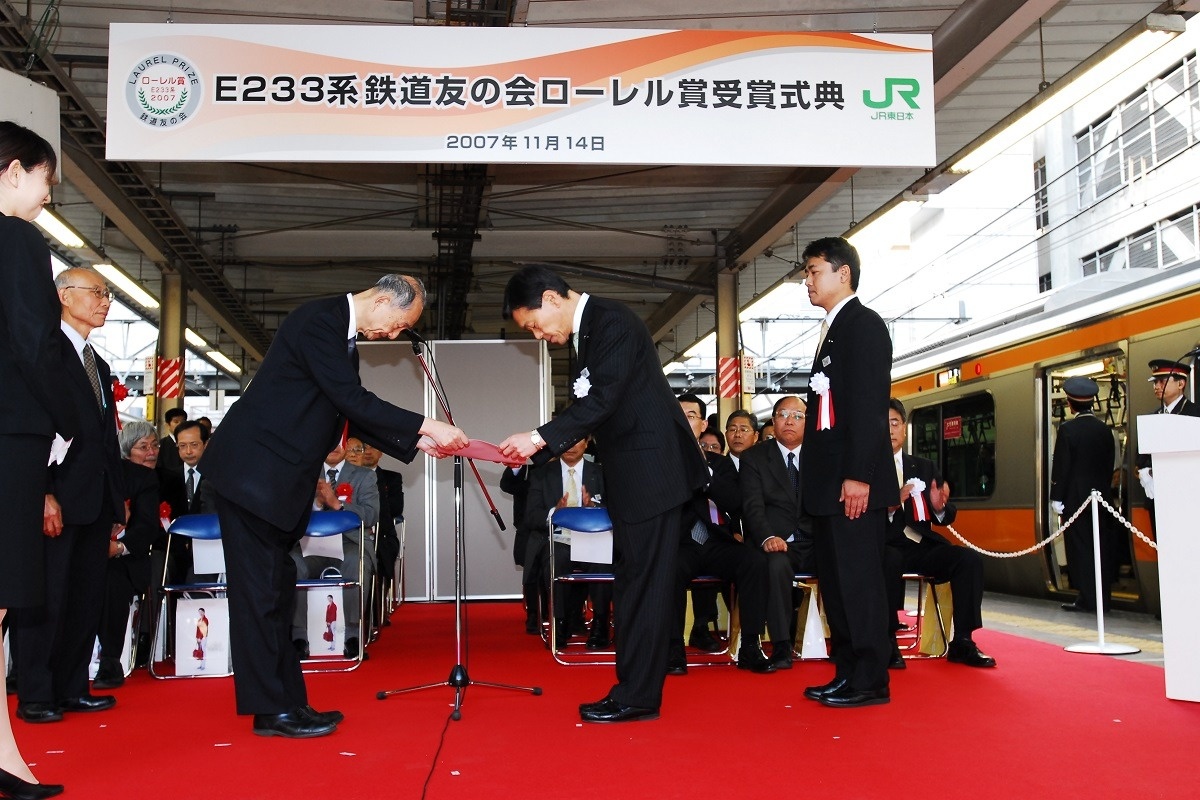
[185,328,209,349]
[662,362,681,375]
[207,350,242,375]
[93,263,160,310]
[951,13,1185,174]
[847,198,924,249]
[1059,360,1107,379]
[33,209,84,248]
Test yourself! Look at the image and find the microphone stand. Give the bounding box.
[376,332,541,719]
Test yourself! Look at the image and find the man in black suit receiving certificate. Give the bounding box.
[498,265,708,724]
[798,237,899,709]
[200,275,467,739]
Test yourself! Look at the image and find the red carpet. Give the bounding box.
[9,601,1199,799]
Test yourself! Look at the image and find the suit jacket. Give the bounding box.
[521,458,605,544]
[374,465,404,564]
[739,439,815,549]
[50,330,125,527]
[162,464,216,518]
[1050,412,1115,515]
[117,460,162,589]
[681,451,742,546]
[886,452,958,549]
[157,434,183,476]
[0,216,76,440]
[200,295,424,531]
[537,296,707,525]
[323,460,380,529]
[802,296,899,515]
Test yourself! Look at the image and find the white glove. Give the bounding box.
[1050,500,1064,516]
[1138,468,1155,501]
[48,434,72,466]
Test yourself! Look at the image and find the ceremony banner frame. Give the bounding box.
[106,25,934,167]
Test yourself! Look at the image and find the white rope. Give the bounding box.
[943,490,1156,558]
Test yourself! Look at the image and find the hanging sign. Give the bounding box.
[106,25,934,167]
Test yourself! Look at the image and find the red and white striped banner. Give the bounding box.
[157,357,183,399]
[717,356,741,398]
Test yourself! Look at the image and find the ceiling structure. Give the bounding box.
[0,0,1178,399]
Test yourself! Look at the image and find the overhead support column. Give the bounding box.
[156,270,185,431]
[714,270,740,432]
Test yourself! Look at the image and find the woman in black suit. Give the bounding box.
[0,121,68,799]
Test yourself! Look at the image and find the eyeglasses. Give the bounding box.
[774,410,806,421]
[683,411,703,421]
[699,441,723,452]
[131,440,160,451]
[889,419,905,428]
[725,425,755,435]
[64,285,113,301]
[346,446,366,454]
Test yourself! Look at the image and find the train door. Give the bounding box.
[1042,353,1139,605]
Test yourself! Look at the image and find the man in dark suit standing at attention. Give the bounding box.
[799,237,899,709]
[200,275,467,739]
[498,265,708,724]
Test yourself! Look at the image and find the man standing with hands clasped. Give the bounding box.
[200,274,467,739]
[498,265,708,724]
[799,237,899,708]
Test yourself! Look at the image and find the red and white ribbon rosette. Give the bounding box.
[809,371,835,430]
[159,500,173,531]
[906,477,928,522]
[336,482,354,503]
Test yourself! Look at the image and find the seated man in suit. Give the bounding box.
[739,396,818,670]
[500,463,539,633]
[724,410,759,471]
[345,435,403,625]
[520,438,611,648]
[884,398,995,668]
[290,443,380,659]
[668,394,774,675]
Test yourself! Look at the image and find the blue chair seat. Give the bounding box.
[168,513,221,540]
[550,507,612,532]
[306,510,362,536]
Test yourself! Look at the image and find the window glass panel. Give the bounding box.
[910,393,996,500]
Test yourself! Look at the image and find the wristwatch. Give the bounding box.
[530,429,545,449]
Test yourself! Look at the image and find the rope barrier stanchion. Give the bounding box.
[1065,492,1139,656]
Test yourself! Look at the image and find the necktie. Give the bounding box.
[690,519,709,545]
[566,467,579,507]
[186,468,196,504]
[347,336,357,357]
[83,343,104,409]
[787,452,799,496]
[327,468,338,486]
[814,319,829,360]
[896,457,905,490]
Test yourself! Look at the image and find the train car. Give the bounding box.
[891,261,1200,614]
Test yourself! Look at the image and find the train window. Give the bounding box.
[910,393,996,500]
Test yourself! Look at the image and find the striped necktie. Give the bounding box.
[83,343,104,409]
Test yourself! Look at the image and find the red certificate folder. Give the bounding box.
[442,439,527,468]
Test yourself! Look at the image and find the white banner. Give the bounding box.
[105,25,934,167]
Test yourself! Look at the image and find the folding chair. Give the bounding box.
[296,510,367,673]
[149,514,229,679]
[547,506,615,665]
[897,573,950,658]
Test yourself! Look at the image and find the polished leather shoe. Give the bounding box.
[688,627,722,653]
[58,694,116,713]
[818,686,890,708]
[343,637,361,658]
[767,643,793,670]
[15,703,62,724]
[579,698,659,723]
[253,710,337,738]
[292,638,310,658]
[298,705,345,725]
[0,768,64,800]
[578,696,612,714]
[1060,602,1090,612]
[803,677,849,702]
[888,650,907,670]
[665,659,688,676]
[586,625,611,650]
[92,657,126,690]
[737,649,777,674]
[947,639,997,668]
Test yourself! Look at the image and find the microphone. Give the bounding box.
[1179,345,1200,361]
[403,329,425,354]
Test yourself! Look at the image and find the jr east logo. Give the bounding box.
[125,53,202,128]
[863,77,921,120]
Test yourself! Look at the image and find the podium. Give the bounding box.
[1136,413,1200,702]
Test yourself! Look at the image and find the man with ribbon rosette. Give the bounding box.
[883,399,995,668]
[798,237,899,709]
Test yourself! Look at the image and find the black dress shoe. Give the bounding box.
[737,649,778,674]
[253,710,337,738]
[15,703,62,723]
[888,650,907,670]
[579,698,659,723]
[92,657,126,690]
[586,625,611,650]
[1060,602,1089,612]
[298,705,345,725]
[59,694,116,713]
[688,628,722,653]
[818,686,890,708]
[767,643,793,670]
[578,696,612,714]
[803,677,849,702]
[666,643,688,675]
[343,637,361,658]
[947,640,997,668]
[0,768,64,800]
[292,639,310,658]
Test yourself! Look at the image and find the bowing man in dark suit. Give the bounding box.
[199,275,467,739]
[521,438,609,648]
[799,237,899,709]
[739,395,818,669]
[669,394,774,676]
[884,399,994,668]
[14,267,126,723]
[499,265,708,724]
[1051,376,1117,613]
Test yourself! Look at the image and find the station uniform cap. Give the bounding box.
[1062,376,1099,401]
[1147,359,1189,381]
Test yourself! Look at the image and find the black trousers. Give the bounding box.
[813,509,890,692]
[608,505,682,710]
[763,539,817,645]
[215,492,311,716]
[885,539,984,639]
[12,497,112,704]
[98,555,151,659]
[675,537,768,650]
